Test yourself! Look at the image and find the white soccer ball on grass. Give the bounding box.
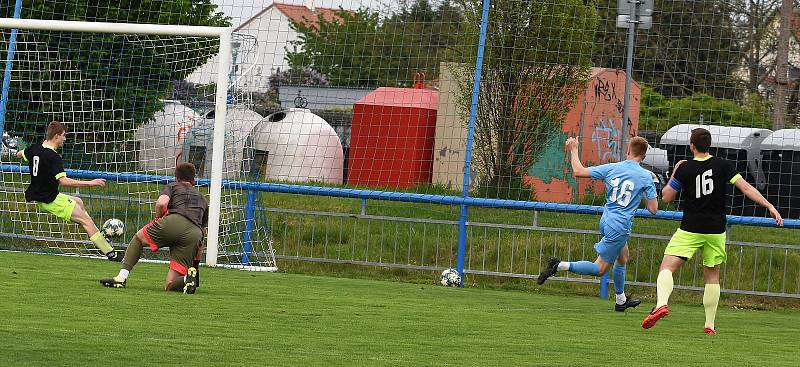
[440,268,462,287]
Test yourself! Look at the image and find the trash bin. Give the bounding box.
[660,124,771,216]
[251,108,345,184]
[183,106,263,179]
[349,87,438,188]
[760,129,800,219]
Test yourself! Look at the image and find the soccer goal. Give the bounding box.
[0,18,276,271]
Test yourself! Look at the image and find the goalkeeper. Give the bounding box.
[100,162,207,294]
[16,121,121,261]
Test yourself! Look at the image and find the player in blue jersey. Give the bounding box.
[537,136,658,312]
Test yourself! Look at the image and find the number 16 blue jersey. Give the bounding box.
[588,160,658,234]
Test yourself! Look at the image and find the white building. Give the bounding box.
[186,1,342,92]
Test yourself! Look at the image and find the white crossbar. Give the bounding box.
[0,18,230,37]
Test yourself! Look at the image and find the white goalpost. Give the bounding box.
[0,18,277,271]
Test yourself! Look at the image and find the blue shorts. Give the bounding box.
[594,224,630,264]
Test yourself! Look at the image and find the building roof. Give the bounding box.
[235,2,344,32]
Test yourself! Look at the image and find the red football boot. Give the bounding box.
[642,305,670,329]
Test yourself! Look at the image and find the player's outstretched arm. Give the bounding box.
[734,179,784,227]
[58,177,105,188]
[565,137,590,177]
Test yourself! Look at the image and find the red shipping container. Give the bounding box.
[349,87,439,188]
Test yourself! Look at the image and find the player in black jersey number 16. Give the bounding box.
[642,128,783,334]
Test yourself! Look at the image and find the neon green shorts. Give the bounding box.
[36,193,77,222]
[664,228,727,267]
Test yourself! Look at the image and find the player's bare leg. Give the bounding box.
[165,268,197,294]
[70,202,119,261]
[69,195,86,212]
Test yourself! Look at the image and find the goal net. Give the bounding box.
[0,19,276,271]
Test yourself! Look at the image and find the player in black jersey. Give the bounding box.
[15,121,121,261]
[642,128,783,334]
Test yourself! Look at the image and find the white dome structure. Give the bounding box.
[183,106,263,179]
[134,101,200,175]
[249,108,344,184]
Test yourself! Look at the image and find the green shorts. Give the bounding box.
[36,193,77,222]
[141,214,203,275]
[664,228,727,267]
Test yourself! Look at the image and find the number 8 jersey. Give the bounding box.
[21,143,65,203]
[589,160,658,234]
[669,156,742,234]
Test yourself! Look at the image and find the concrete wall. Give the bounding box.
[432,62,473,190]
[433,64,641,202]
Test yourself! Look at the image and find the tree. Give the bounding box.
[453,0,598,199]
[268,67,329,94]
[378,0,465,86]
[286,0,465,87]
[593,0,741,99]
[772,0,793,130]
[722,0,781,95]
[286,8,381,87]
[0,1,229,164]
[640,87,771,131]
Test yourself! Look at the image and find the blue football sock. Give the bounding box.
[568,261,600,276]
[613,264,626,295]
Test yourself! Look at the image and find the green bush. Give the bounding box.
[639,87,771,131]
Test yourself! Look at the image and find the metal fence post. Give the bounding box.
[0,0,24,140]
[457,0,492,286]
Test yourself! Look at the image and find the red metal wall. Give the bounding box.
[348,88,439,188]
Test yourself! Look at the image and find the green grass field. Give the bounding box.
[2,251,798,367]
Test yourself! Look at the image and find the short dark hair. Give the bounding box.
[629,136,648,158]
[690,128,712,153]
[175,162,196,182]
[46,121,65,140]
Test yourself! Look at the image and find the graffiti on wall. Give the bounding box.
[592,116,621,162]
[591,116,639,163]
[520,71,640,202]
[593,77,624,114]
[590,75,638,164]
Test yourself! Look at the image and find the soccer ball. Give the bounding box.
[440,268,462,287]
[101,218,125,238]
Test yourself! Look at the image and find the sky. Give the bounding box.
[211,0,376,25]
